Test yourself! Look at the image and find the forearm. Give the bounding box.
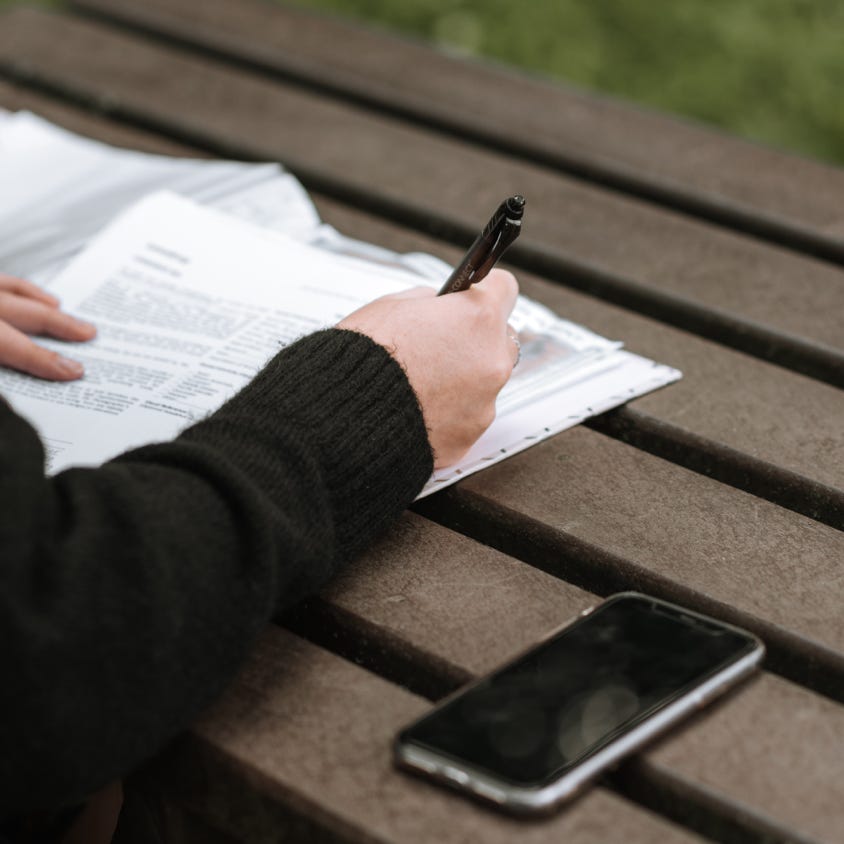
[0,329,432,815]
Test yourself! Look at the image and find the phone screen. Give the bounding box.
[399,594,758,788]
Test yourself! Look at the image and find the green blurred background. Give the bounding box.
[1,0,841,165]
[289,0,844,166]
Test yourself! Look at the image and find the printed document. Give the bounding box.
[0,112,681,495]
[0,191,680,496]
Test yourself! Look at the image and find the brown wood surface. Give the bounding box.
[2,7,843,844]
[71,0,844,266]
[299,513,844,842]
[0,79,202,158]
[2,8,844,393]
[155,628,704,844]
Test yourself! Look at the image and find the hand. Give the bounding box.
[339,269,519,468]
[0,273,97,381]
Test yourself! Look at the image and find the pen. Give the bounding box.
[437,195,525,296]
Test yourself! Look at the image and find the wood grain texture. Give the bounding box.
[0,79,202,157]
[454,427,844,664]
[161,628,705,844]
[3,7,844,372]
[71,0,844,265]
[309,513,844,841]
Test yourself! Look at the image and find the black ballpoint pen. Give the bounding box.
[437,195,525,296]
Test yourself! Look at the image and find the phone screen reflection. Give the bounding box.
[404,597,754,786]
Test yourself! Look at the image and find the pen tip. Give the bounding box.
[506,195,525,217]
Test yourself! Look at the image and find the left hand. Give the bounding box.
[0,274,97,381]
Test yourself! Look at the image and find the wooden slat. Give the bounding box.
[1,8,842,507]
[3,8,844,392]
[0,78,201,157]
[148,628,704,844]
[415,429,844,696]
[289,514,844,843]
[71,0,844,266]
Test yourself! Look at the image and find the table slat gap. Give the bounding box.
[608,759,824,844]
[180,630,706,844]
[585,408,844,531]
[413,493,844,705]
[68,0,844,270]
[281,598,472,702]
[277,607,825,844]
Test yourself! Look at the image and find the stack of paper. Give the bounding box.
[0,112,681,497]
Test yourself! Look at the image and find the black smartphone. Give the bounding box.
[394,592,764,814]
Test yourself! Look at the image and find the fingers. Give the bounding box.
[0,321,85,381]
[0,273,60,308]
[465,269,519,320]
[0,278,95,380]
[0,292,97,342]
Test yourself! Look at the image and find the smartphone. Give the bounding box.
[394,592,764,814]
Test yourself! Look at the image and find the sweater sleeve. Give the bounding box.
[0,328,433,816]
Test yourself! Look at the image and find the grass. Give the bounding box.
[1,0,841,166]
[288,0,844,167]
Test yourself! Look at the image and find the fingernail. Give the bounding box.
[76,319,97,336]
[55,357,84,378]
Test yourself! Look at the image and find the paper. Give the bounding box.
[0,110,478,289]
[0,191,680,496]
[0,112,680,496]
[0,111,322,286]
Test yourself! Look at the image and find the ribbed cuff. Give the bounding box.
[198,329,433,559]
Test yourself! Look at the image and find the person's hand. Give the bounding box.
[339,269,519,468]
[0,273,97,381]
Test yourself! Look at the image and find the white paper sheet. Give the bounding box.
[0,192,680,496]
[0,111,321,285]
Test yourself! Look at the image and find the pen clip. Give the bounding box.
[481,200,510,241]
[472,216,521,281]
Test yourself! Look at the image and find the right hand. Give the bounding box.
[339,269,520,468]
[0,273,97,381]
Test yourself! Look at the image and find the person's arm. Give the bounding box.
[0,271,518,816]
[0,328,431,815]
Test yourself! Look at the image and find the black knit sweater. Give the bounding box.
[0,328,433,819]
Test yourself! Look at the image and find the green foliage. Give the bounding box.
[2,0,839,164]
[290,0,844,165]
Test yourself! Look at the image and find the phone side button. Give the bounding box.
[443,766,469,785]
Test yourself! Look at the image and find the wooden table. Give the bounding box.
[2,2,843,841]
